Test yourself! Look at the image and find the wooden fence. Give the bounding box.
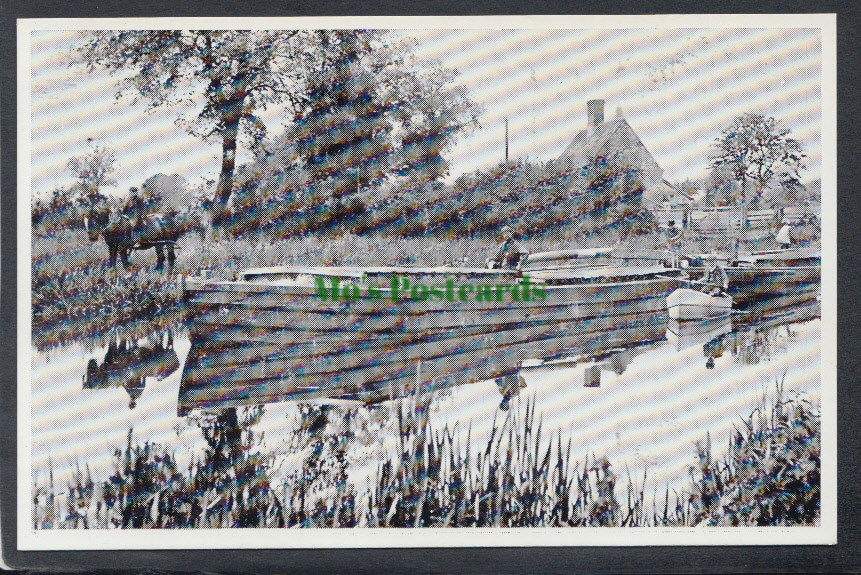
[652,206,820,234]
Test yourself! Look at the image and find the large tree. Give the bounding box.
[291,30,481,199]
[708,113,806,214]
[77,31,306,226]
[229,30,482,236]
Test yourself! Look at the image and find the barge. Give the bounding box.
[178,250,685,413]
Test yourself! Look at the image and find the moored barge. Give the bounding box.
[179,250,686,413]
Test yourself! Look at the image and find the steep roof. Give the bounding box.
[557,117,663,180]
[557,118,629,167]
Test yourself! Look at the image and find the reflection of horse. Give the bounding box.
[86,207,200,271]
[83,331,179,409]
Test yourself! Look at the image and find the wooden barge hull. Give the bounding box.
[179,265,684,413]
[185,275,682,338]
[687,266,819,305]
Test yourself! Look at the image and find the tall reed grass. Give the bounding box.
[32,381,819,529]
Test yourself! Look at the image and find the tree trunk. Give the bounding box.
[210,115,241,228]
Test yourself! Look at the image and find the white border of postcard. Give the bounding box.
[18,13,837,549]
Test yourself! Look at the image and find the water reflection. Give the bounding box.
[177,311,670,415]
[724,299,819,366]
[666,289,819,371]
[35,305,186,355]
[668,316,732,353]
[83,330,179,409]
[43,289,821,529]
[67,286,820,419]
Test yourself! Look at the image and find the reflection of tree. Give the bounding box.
[88,406,283,529]
[195,406,268,527]
[281,404,358,527]
[711,324,794,366]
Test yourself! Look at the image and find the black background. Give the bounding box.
[1,1,858,572]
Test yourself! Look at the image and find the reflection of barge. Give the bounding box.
[178,311,668,414]
[179,250,684,413]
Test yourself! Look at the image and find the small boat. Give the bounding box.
[667,287,733,320]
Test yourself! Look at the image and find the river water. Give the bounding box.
[30,295,821,500]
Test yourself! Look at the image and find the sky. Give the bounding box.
[29,27,822,199]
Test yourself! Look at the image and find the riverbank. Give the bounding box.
[31,385,819,529]
[32,226,815,350]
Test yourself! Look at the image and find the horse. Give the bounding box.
[86,208,200,272]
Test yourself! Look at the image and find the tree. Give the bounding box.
[140,173,192,214]
[292,31,480,203]
[708,113,806,226]
[42,186,79,231]
[707,164,737,207]
[66,144,117,209]
[292,30,398,218]
[675,178,700,200]
[77,31,307,226]
[231,30,481,236]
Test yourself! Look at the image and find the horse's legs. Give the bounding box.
[121,248,131,269]
[155,245,165,271]
[108,245,117,268]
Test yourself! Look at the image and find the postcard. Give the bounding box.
[18,14,836,549]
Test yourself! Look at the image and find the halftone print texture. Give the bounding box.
[25,19,827,541]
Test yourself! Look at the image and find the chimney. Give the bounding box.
[587,99,605,128]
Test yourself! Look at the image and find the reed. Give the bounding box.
[681,378,820,527]
[31,380,820,529]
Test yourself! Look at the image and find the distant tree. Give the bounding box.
[708,113,806,212]
[140,173,191,214]
[676,178,700,199]
[42,186,79,231]
[777,180,806,206]
[32,197,45,227]
[707,164,738,207]
[77,31,306,226]
[806,178,821,204]
[66,144,117,211]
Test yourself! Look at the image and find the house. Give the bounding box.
[557,99,665,193]
[642,179,695,208]
[647,180,696,228]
